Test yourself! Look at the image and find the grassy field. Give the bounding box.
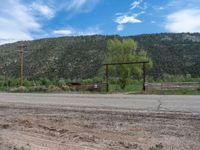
[108,81,143,93]
[108,81,200,95]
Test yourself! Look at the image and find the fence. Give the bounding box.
[147,82,200,91]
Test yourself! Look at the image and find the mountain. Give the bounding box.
[0,33,200,80]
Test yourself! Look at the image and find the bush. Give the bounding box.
[28,86,48,92]
[0,75,4,81]
[9,78,20,87]
[92,77,103,83]
[10,86,28,93]
[61,85,70,91]
[39,78,52,87]
[47,85,62,92]
[65,79,72,84]
[82,79,93,84]
[149,143,163,150]
[57,79,66,87]
[23,79,33,87]
[0,80,4,87]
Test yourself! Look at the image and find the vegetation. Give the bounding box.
[147,88,200,95]
[109,80,143,93]
[149,143,164,150]
[105,38,152,89]
[0,33,200,93]
[0,33,200,81]
[149,73,200,83]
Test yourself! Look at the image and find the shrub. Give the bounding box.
[23,79,33,87]
[61,85,70,91]
[9,78,20,87]
[57,79,66,87]
[47,85,62,92]
[92,77,103,83]
[10,86,28,93]
[28,86,48,92]
[65,79,72,84]
[39,78,52,87]
[0,75,4,81]
[149,143,164,150]
[82,79,93,84]
[0,80,4,87]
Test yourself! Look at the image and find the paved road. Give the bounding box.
[0,93,199,113]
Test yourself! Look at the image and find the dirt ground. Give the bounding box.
[0,103,199,150]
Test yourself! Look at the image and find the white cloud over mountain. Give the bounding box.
[53,26,102,36]
[115,14,142,31]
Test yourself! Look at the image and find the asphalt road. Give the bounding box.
[0,93,199,113]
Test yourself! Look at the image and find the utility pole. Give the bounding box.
[18,44,27,86]
[105,64,109,92]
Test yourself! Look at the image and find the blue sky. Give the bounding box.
[0,0,200,44]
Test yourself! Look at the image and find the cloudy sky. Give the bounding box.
[0,0,200,44]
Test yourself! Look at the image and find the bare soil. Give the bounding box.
[0,103,199,150]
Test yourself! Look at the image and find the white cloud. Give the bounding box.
[53,26,102,36]
[114,12,143,31]
[53,29,73,36]
[117,25,124,31]
[31,2,55,19]
[165,9,200,32]
[0,0,101,45]
[131,0,143,10]
[115,15,142,24]
[0,0,41,45]
[114,1,145,31]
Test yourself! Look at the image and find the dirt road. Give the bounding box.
[0,93,199,150]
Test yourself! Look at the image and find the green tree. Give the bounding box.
[106,38,152,89]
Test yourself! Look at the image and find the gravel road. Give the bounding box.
[0,93,199,113]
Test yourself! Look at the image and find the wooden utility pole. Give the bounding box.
[105,64,109,92]
[18,44,27,86]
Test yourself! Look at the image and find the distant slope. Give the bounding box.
[0,33,200,80]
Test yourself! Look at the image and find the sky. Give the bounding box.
[0,0,200,44]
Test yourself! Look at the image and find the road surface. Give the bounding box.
[0,93,199,113]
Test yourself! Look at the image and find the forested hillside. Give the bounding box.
[0,33,200,80]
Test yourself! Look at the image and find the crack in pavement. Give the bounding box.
[157,97,162,111]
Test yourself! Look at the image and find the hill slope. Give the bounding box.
[0,33,200,80]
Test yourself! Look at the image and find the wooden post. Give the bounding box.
[106,64,109,92]
[143,63,146,91]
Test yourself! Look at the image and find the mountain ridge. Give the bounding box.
[0,33,200,80]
